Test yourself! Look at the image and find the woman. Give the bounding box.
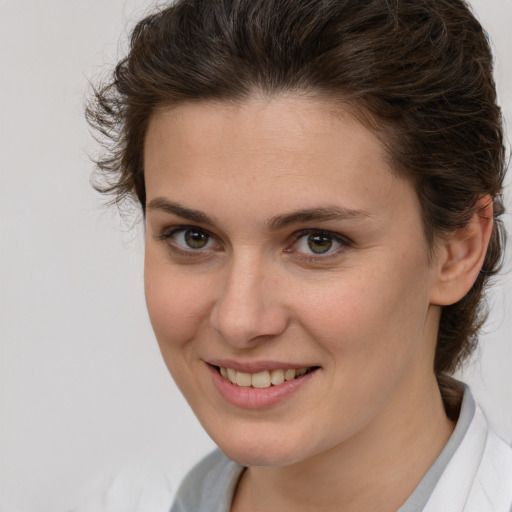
[87,0,512,510]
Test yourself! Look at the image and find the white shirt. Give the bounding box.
[74,386,512,511]
[171,387,512,512]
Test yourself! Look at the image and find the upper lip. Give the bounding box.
[206,359,319,373]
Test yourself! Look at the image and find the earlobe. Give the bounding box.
[430,196,494,306]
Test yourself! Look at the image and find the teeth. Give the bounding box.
[218,366,311,388]
[236,371,252,387]
[227,367,237,384]
[270,369,285,385]
[284,369,296,381]
[252,371,271,388]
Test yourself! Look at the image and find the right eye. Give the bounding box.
[158,227,220,255]
[175,228,212,249]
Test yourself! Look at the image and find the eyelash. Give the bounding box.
[285,229,352,262]
[155,226,221,258]
[155,226,352,262]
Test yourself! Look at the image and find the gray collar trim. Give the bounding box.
[397,384,476,512]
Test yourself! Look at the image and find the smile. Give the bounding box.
[217,366,316,388]
[209,363,320,409]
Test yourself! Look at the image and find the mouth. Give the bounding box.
[214,365,319,389]
[208,362,320,409]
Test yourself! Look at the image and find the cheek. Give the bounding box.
[144,256,213,355]
[296,260,431,361]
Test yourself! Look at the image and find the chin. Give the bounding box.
[210,428,312,468]
[220,444,298,468]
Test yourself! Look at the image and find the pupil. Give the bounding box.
[185,230,208,249]
[307,233,332,254]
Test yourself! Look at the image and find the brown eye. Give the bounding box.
[307,233,333,254]
[164,227,218,253]
[287,229,350,260]
[184,229,210,249]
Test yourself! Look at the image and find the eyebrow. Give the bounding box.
[146,197,217,226]
[267,207,373,230]
[146,197,372,229]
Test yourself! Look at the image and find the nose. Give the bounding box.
[209,254,289,348]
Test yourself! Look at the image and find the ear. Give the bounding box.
[430,196,493,306]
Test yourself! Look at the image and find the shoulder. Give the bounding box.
[171,449,244,512]
[424,391,512,512]
[72,464,176,512]
[468,413,512,511]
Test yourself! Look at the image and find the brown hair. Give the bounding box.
[87,0,507,410]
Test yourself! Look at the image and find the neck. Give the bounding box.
[231,374,454,512]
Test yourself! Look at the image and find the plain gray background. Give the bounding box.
[0,1,510,510]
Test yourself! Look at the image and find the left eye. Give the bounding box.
[290,231,347,256]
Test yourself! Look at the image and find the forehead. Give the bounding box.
[143,95,420,231]
[146,96,389,179]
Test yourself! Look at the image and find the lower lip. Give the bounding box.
[208,365,318,409]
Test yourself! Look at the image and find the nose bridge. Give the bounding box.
[210,249,287,346]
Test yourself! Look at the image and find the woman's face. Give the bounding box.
[143,96,443,467]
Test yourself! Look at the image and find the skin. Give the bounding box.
[143,95,485,511]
